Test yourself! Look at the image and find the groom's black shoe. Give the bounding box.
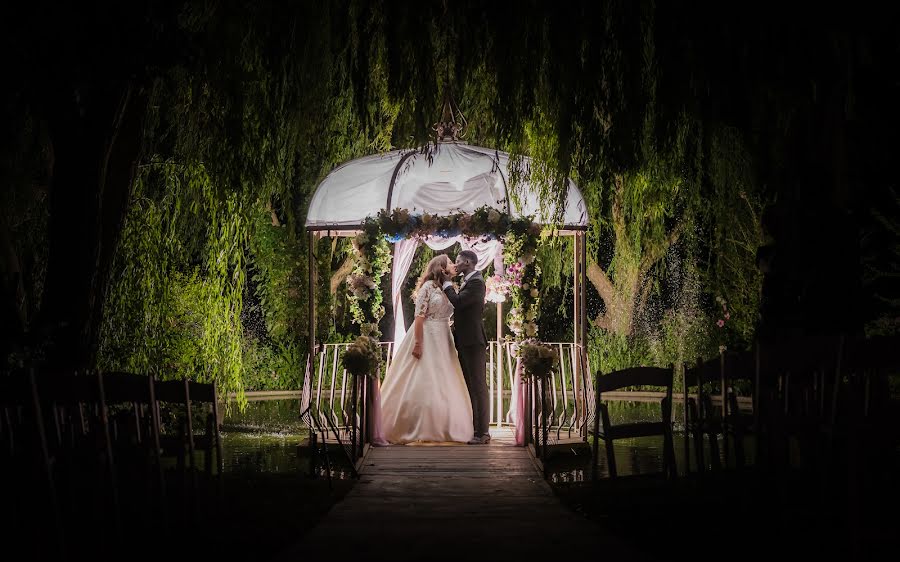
[467,434,491,445]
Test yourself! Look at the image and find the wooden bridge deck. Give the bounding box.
[274,428,647,561]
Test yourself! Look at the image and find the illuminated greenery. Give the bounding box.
[5,0,887,403]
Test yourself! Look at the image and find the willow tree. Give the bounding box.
[96,0,410,400]
[349,1,756,355]
[5,0,890,385]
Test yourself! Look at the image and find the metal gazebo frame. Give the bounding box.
[300,103,591,474]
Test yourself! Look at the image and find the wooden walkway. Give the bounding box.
[274,428,648,561]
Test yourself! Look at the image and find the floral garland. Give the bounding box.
[503,222,542,341]
[377,205,520,242]
[346,223,392,338]
[347,206,542,343]
[485,273,511,303]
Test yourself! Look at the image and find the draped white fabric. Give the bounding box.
[391,236,502,355]
[306,143,588,229]
[391,238,421,347]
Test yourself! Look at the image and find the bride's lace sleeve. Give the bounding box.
[414,282,433,317]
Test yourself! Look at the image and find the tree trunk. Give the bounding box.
[38,82,146,370]
[587,259,639,336]
[587,223,681,337]
[0,218,26,355]
[331,254,356,295]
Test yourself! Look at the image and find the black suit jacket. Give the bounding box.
[444,271,487,347]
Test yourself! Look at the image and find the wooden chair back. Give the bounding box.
[683,357,725,473]
[591,366,676,480]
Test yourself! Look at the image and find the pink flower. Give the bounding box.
[716,319,725,328]
[724,312,730,320]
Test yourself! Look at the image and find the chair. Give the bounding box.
[38,370,120,531]
[683,356,725,474]
[721,349,759,469]
[153,378,223,480]
[153,377,223,524]
[0,369,63,556]
[838,335,900,495]
[590,366,677,481]
[101,371,166,510]
[761,335,844,471]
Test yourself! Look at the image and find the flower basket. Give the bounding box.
[517,340,559,379]
[342,336,382,377]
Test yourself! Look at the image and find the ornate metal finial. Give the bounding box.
[432,90,468,143]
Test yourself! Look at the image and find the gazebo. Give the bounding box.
[301,106,592,468]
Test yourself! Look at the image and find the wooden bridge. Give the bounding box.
[299,341,594,477]
[274,427,647,560]
[282,342,658,559]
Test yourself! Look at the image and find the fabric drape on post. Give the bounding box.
[510,357,526,446]
[391,238,422,347]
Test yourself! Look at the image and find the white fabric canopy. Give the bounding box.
[306,142,588,229]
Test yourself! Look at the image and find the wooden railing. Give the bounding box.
[300,342,393,476]
[301,339,594,475]
[488,341,594,436]
[520,343,593,471]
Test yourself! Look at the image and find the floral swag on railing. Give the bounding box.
[347,204,543,342]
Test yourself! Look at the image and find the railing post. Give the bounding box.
[496,301,503,426]
[541,375,549,465]
[489,343,495,425]
[527,375,534,448]
[350,373,358,465]
[360,375,368,459]
[308,231,316,371]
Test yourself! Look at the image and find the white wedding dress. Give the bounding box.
[380,281,474,444]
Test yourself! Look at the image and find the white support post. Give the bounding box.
[496,300,503,426]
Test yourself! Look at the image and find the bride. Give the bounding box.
[379,254,474,444]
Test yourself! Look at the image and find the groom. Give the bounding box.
[443,250,490,444]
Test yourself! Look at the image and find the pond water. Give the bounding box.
[221,397,750,478]
[220,398,310,475]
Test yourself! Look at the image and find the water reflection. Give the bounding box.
[221,398,309,474]
[221,397,752,479]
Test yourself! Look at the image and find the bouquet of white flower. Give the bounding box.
[517,339,559,378]
[342,335,382,377]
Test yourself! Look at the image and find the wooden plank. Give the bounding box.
[275,421,654,562]
[351,478,550,497]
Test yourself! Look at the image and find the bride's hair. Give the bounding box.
[413,254,451,297]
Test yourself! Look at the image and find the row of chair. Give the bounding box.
[590,334,899,482]
[0,369,223,554]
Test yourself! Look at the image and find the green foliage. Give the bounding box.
[95,1,775,403]
[701,126,766,349]
[99,162,249,406]
[249,210,305,343]
[241,338,303,391]
[863,187,900,336]
[588,328,651,376]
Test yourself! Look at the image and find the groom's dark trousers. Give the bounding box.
[444,272,489,438]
